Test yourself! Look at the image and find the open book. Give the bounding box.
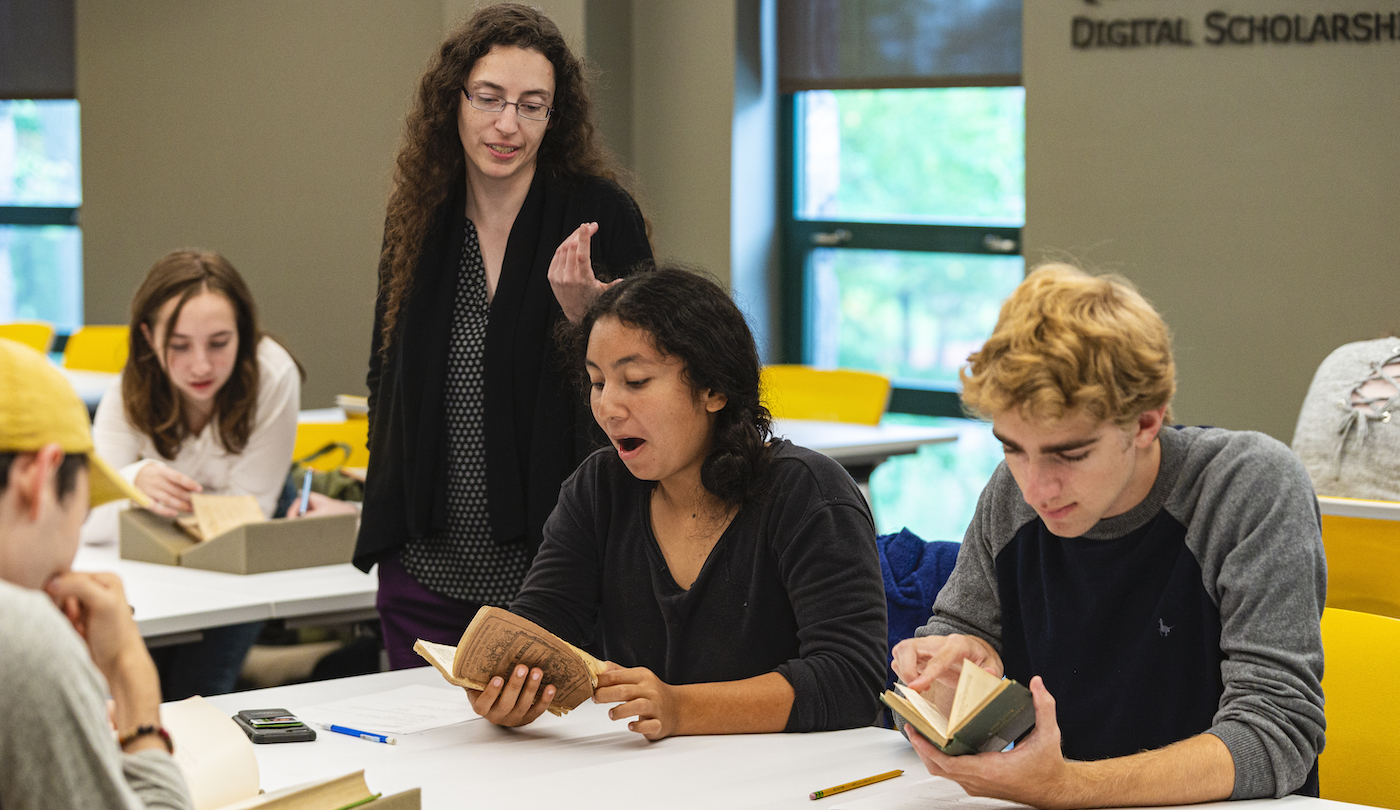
[160,696,418,810]
[880,660,1035,755]
[414,606,607,715]
[175,494,265,541]
[217,772,418,810]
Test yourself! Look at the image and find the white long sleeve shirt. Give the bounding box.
[81,337,300,544]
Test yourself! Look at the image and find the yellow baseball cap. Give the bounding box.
[0,337,151,508]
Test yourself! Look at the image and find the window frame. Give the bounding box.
[777,91,1023,418]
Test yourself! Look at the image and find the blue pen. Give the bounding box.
[298,468,313,515]
[317,723,397,745]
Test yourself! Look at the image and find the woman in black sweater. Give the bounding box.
[347,4,652,667]
[471,267,888,739]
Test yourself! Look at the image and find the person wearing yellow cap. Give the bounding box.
[0,337,193,810]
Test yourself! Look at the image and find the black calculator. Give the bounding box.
[232,709,317,744]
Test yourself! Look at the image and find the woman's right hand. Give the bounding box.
[286,491,359,519]
[468,665,557,727]
[133,463,203,516]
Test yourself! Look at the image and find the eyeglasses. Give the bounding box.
[462,89,553,122]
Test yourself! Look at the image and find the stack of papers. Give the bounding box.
[295,684,481,736]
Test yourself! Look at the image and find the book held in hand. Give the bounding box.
[880,659,1035,755]
[414,606,607,715]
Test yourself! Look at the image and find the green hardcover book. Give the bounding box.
[881,660,1035,756]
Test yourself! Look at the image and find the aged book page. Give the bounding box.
[414,640,471,688]
[160,696,260,810]
[947,663,1003,731]
[188,493,264,541]
[893,683,950,742]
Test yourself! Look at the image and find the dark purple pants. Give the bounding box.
[376,554,484,670]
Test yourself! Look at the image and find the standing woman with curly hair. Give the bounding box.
[343,4,652,667]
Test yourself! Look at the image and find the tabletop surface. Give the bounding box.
[73,417,953,638]
[201,668,925,810]
[72,542,377,638]
[197,668,1367,810]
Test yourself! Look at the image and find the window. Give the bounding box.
[777,0,1024,417]
[776,1,1023,538]
[782,87,1024,415]
[0,99,83,330]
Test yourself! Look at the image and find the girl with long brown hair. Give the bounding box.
[84,249,300,698]
[342,4,652,667]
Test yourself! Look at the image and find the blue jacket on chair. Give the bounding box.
[877,528,961,697]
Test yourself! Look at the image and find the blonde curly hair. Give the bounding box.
[961,262,1176,426]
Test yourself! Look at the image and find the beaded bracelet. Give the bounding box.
[118,725,174,755]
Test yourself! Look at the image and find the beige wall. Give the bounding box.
[1024,2,1400,440]
[77,0,442,407]
[76,0,740,407]
[630,1,736,284]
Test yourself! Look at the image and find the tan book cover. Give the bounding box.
[414,606,606,715]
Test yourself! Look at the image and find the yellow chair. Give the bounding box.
[1319,607,1400,808]
[0,321,55,353]
[294,418,370,472]
[1318,496,1400,620]
[62,325,130,372]
[761,365,891,426]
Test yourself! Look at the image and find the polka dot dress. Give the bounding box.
[400,219,532,604]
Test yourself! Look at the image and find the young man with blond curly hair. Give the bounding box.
[893,264,1324,807]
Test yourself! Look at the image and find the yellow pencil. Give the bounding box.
[809,769,903,800]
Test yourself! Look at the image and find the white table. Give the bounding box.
[59,366,118,414]
[1318,495,1400,520]
[297,410,961,471]
[198,669,1366,810]
[72,543,377,645]
[202,668,924,810]
[773,418,958,471]
[76,418,951,644]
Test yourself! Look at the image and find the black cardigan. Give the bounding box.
[355,170,652,572]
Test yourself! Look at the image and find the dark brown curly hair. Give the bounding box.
[377,3,620,353]
[565,266,775,507]
[121,250,263,459]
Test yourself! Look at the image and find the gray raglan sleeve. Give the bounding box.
[1184,434,1327,799]
[0,589,192,810]
[915,464,1017,648]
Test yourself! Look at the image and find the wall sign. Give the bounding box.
[1072,8,1400,47]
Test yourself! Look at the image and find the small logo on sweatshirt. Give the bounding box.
[1159,618,1174,637]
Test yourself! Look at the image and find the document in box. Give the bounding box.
[832,776,1034,810]
[295,684,482,736]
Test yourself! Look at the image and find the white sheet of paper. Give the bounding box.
[295,683,482,735]
[833,776,1034,810]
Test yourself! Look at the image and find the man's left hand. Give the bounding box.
[907,676,1082,809]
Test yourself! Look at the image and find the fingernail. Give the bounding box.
[515,666,527,677]
[492,677,503,687]
[531,670,541,681]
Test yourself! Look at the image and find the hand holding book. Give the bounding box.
[415,607,607,726]
[882,658,1035,756]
